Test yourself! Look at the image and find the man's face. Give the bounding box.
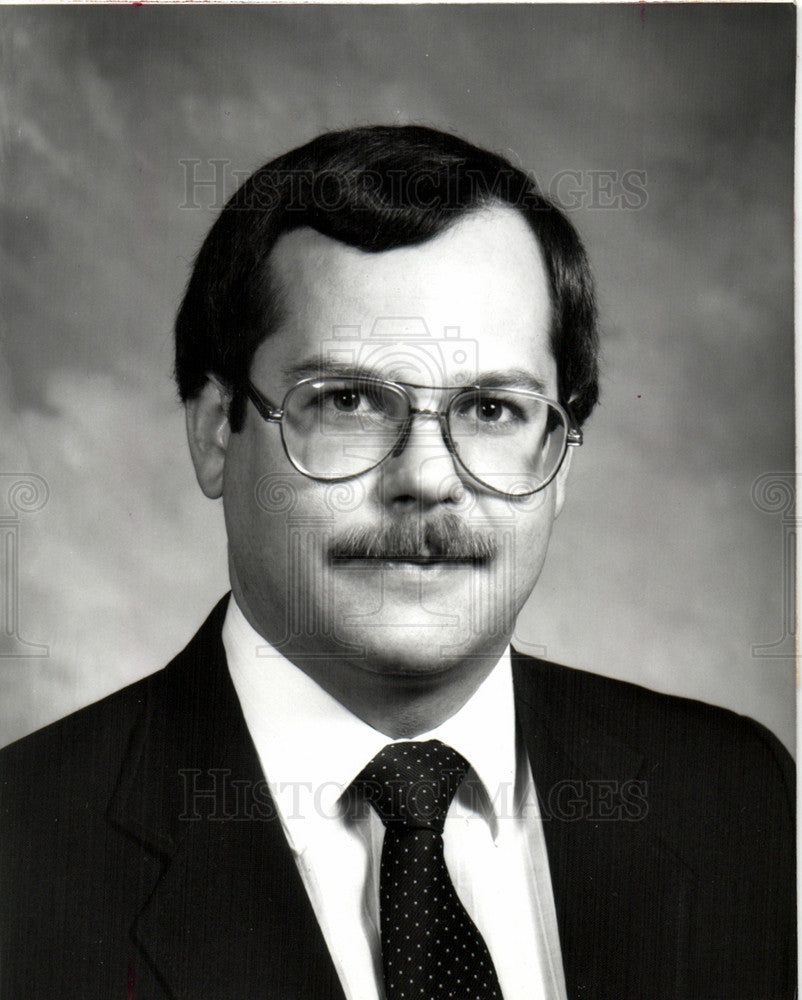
[204,205,571,677]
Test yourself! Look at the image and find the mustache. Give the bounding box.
[328,513,498,565]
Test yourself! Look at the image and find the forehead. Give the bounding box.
[258,205,555,390]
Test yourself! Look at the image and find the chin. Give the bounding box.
[327,619,501,677]
[346,641,463,680]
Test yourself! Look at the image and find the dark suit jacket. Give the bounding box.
[1,597,795,999]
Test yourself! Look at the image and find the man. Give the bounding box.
[0,126,794,999]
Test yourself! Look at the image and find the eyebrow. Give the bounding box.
[281,359,549,395]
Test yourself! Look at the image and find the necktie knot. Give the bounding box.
[354,739,470,833]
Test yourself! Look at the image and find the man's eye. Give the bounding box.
[332,389,360,412]
[310,386,363,413]
[477,398,504,422]
[457,395,523,423]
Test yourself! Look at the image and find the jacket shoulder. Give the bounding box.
[511,648,795,829]
[0,596,229,804]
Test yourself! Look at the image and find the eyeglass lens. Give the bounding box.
[281,378,568,496]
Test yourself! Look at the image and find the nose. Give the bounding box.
[377,411,466,510]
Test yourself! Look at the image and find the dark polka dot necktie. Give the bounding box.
[354,740,504,1000]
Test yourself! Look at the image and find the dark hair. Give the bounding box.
[175,124,599,430]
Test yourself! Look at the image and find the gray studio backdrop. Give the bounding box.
[0,4,794,752]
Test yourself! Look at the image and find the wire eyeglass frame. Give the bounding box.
[243,375,582,497]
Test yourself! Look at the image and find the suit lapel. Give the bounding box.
[107,599,346,1000]
[512,650,698,999]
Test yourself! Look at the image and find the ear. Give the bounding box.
[185,377,232,499]
[553,444,573,518]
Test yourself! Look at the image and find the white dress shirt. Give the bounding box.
[224,596,566,1000]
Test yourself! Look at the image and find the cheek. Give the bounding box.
[500,492,558,596]
[223,432,295,575]
[224,440,368,581]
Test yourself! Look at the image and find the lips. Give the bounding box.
[330,554,485,566]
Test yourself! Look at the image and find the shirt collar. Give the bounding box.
[223,596,516,851]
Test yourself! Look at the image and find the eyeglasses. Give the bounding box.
[245,376,582,498]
